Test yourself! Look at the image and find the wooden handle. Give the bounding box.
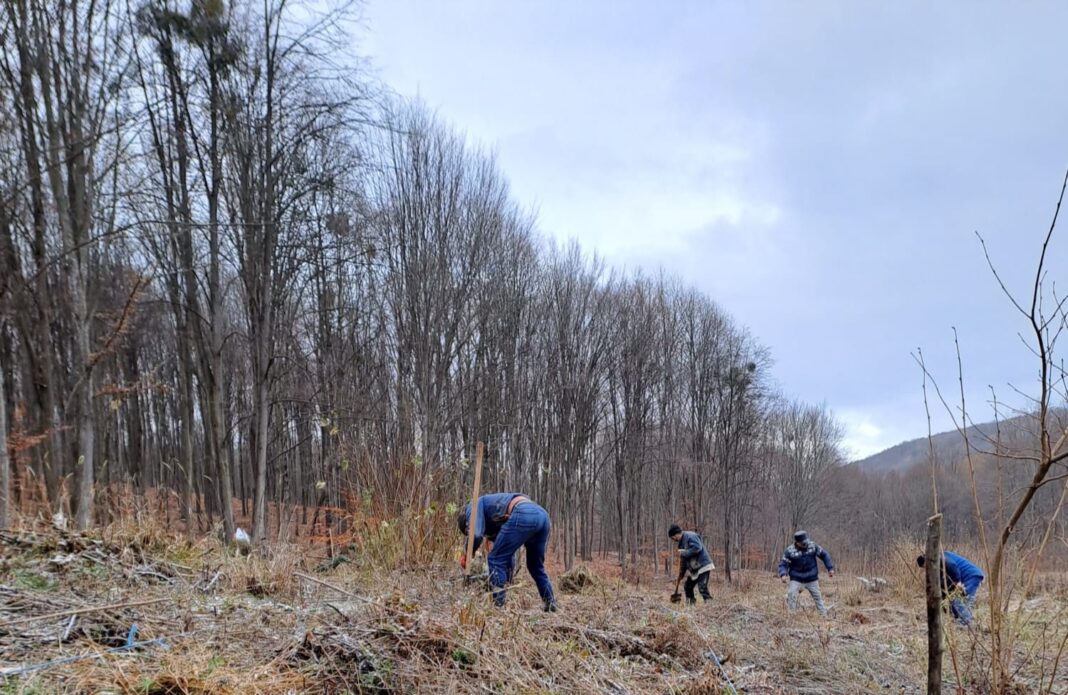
[464,441,485,576]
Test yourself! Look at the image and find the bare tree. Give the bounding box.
[770,399,844,535]
[976,174,1068,691]
[0,0,866,599]
[0,0,132,527]
[712,335,768,582]
[540,243,611,569]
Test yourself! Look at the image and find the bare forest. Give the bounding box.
[0,0,855,573]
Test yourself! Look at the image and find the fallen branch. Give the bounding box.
[294,571,376,605]
[200,569,223,593]
[0,623,168,676]
[1,597,169,627]
[707,649,738,695]
[551,623,680,667]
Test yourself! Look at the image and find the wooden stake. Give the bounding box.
[464,441,485,577]
[925,513,944,695]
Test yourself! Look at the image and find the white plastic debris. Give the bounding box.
[51,512,68,531]
[857,576,890,592]
[234,528,251,545]
[49,553,77,569]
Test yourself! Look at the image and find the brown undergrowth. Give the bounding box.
[1,524,1065,694]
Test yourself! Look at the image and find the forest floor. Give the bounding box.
[1,524,1066,694]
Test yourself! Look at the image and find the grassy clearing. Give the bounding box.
[1,527,1065,694]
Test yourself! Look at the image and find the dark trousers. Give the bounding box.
[684,571,711,604]
[486,503,555,606]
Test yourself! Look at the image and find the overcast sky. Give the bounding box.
[360,1,1068,459]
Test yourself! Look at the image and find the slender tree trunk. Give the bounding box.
[211,375,234,537]
[0,366,10,528]
[72,294,95,529]
[925,513,944,695]
[11,2,63,507]
[178,344,196,539]
[252,368,270,540]
[125,346,144,490]
[250,3,280,542]
[201,32,235,540]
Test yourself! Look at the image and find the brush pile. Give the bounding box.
[559,564,595,594]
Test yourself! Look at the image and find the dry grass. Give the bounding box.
[2,525,1066,694]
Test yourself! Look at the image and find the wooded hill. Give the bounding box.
[826,411,1068,568]
[853,414,1037,474]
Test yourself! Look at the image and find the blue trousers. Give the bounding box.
[487,502,554,606]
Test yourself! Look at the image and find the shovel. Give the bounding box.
[670,576,682,603]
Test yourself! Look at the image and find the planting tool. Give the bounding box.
[670,576,682,603]
[464,441,485,577]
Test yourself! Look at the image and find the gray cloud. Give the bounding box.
[363,0,1068,456]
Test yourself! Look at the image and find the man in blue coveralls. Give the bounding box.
[917,551,984,626]
[457,492,558,612]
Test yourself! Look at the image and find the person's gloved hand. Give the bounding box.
[780,574,789,584]
[828,570,835,578]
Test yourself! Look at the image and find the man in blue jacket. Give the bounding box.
[916,551,984,626]
[778,530,835,616]
[668,524,714,605]
[457,492,557,611]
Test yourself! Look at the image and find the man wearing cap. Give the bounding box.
[916,550,984,627]
[778,530,835,616]
[457,492,557,611]
[668,524,714,605]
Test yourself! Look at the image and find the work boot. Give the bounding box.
[543,599,558,613]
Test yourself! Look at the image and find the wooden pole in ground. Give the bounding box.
[464,441,485,577]
[925,512,944,695]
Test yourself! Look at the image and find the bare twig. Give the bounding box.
[1,597,168,627]
[294,571,377,604]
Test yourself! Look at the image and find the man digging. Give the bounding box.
[668,524,714,605]
[457,492,558,612]
[916,550,984,627]
[778,530,835,617]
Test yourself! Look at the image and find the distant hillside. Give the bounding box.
[854,415,1036,474]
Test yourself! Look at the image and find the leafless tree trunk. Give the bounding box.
[925,513,943,695]
[0,190,12,528]
[0,361,9,528]
[771,399,844,532]
[2,0,129,528]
